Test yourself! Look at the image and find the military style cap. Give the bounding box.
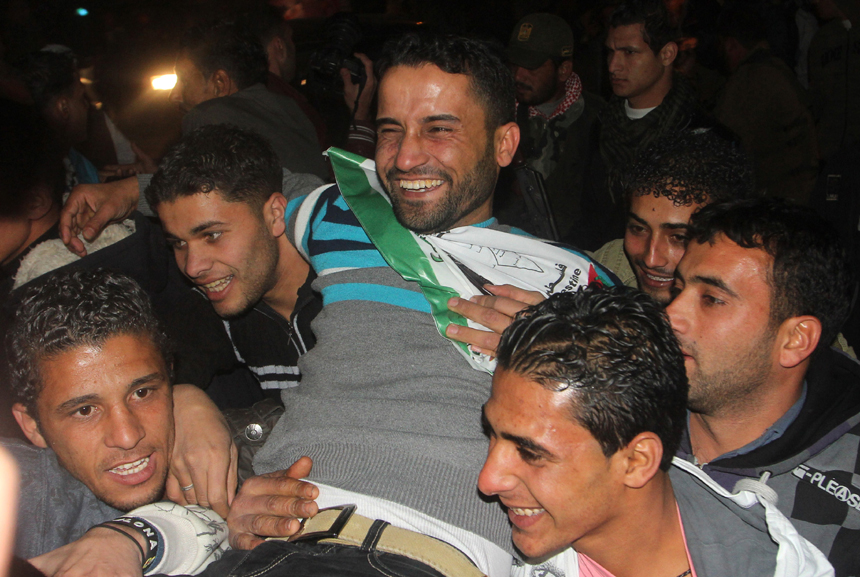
[507,13,574,70]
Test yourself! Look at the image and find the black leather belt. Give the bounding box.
[272,505,487,577]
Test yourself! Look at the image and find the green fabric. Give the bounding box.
[328,148,472,354]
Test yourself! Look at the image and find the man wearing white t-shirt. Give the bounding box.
[595,0,712,245]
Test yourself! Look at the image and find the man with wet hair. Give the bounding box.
[480,285,829,577]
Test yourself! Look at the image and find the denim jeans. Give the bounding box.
[188,541,450,577]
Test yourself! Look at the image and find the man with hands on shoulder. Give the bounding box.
[3,269,230,576]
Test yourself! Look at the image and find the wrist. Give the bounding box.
[88,525,145,564]
[94,517,161,571]
[353,103,372,121]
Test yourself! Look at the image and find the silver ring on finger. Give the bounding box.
[180,483,195,492]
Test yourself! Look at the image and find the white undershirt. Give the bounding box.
[312,481,513,576]
[625,100,657,119]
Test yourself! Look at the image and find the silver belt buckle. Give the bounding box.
[288,504,357,543]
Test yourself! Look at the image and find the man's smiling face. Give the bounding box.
[624,194,701,304]
[375,64,507,234]
[478,368,625,559]
[158,191,281,319]
[24,334,174,511]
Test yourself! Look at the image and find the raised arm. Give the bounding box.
[165,385,238,519]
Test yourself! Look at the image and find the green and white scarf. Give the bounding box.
[310,148,612,373]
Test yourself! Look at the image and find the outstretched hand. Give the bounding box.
[59,177,140,257]
[445,284,545,357]
[227,456,319,550]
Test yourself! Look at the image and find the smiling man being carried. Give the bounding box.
[186,31,615,577]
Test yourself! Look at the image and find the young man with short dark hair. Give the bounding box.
[4,269,227,575]
[595,0,714,247]
[145,125,321,392]
[481,285,830,577]
[669,198,858,574]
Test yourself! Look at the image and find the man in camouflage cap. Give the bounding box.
[505,13,605,246]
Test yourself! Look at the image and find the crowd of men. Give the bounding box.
[0,0,858,576]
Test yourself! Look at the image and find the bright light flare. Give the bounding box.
[76,7,88,16]
[151,74,177,90]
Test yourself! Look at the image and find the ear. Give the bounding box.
[263,192,288,238]
[12,403,48,448]
[777,315,821,369]
[494,122,520,168]
[619,432,663,489]
[659,41,678,67]
[557,60,573,84]
[53,94,71,124]
[268,36,287,66]
[211,69,234,97]
[26,186,55,221]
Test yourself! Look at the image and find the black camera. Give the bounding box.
[307,13,366,97]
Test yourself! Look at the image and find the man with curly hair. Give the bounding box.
[591,128,754,304]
